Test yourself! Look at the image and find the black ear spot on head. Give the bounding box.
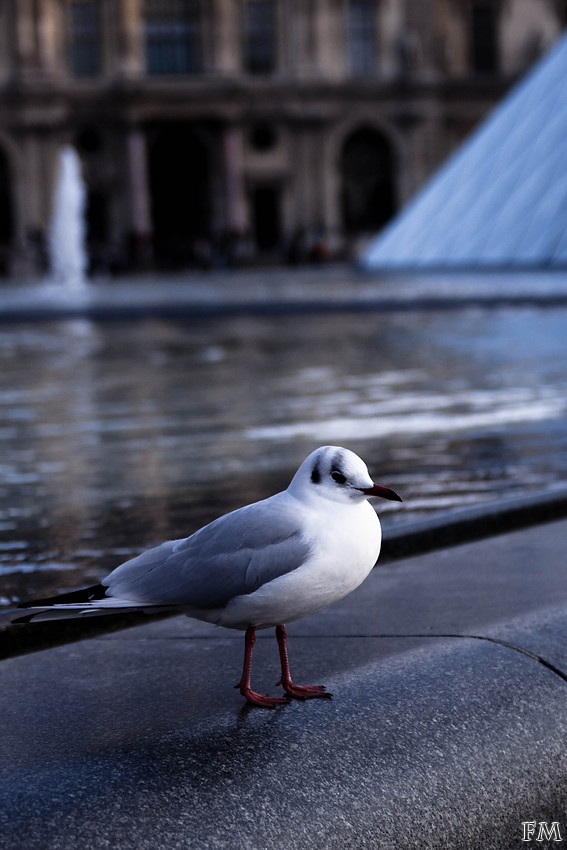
[311,462,321,484]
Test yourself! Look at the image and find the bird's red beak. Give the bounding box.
[359,483,402,502]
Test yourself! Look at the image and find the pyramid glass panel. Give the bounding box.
[361,35,567,269]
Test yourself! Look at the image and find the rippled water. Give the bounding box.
[1,302,566,606]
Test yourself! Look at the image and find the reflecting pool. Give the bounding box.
[1,303,566,605]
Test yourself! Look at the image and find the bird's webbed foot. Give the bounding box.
[235,681,290,709]
[276,678,333,700]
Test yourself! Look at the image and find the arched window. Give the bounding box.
[346,0,377,75]
[66,0,102,77]
[242,0,276,74]
[340,127,395,233]
[144,0,202,75]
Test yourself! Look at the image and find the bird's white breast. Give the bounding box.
[206,497,381,630]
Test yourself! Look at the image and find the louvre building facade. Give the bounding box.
[0,0,564,275]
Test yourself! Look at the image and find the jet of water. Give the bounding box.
[48,145,88,289]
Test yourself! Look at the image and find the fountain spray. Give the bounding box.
[48,145,88,289]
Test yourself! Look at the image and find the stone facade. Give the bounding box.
[0,0,563,275]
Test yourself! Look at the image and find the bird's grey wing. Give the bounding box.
[104,495,312,609]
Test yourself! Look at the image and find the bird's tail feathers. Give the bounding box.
[12,583,173,624]
[18,583,108,608]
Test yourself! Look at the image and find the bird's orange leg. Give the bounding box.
[275,624,332,700]
[235,625,290,708]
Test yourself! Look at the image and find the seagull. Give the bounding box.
[15,446,401,708]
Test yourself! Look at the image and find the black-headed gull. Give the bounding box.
[15,446,401,708]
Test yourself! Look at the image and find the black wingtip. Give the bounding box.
[11,612,38,625]
[17,583,108,610]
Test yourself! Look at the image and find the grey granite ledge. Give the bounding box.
[381,484,567,559]
[2,520,567,848]
[2,615,567,849]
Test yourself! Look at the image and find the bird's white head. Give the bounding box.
[288,446,402,505]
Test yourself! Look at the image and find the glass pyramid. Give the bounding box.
[360,34,567,269]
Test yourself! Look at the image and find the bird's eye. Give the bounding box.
[331,471,347,485]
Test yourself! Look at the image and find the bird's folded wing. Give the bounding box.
[103,495,312,609]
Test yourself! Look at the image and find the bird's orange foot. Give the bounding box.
[235,683,290,709]
[277,679,333,700]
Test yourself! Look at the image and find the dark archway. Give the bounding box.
[86,190,110,274]
[0,147,13,275]
[148,124,211,268]
[340,127,395,234]
[251,183,281,252]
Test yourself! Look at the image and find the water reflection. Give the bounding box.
[1,306,566,605]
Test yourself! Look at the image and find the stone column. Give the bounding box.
[223,124,247,230]
[210,0,240,75]
[127,128,152,267]
[221,124,250,265]
[37,0,65,77]
[315,0,344,79]
[119,0,144,78]
[9,133,48,278]
[13,0,39,78]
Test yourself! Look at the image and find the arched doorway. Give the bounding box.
[0,147,13,275]
[250,183,281,253]
[147,124,211,268]
[340,127,395,234]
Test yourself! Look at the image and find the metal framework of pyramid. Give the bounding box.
[360,34,567,269]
